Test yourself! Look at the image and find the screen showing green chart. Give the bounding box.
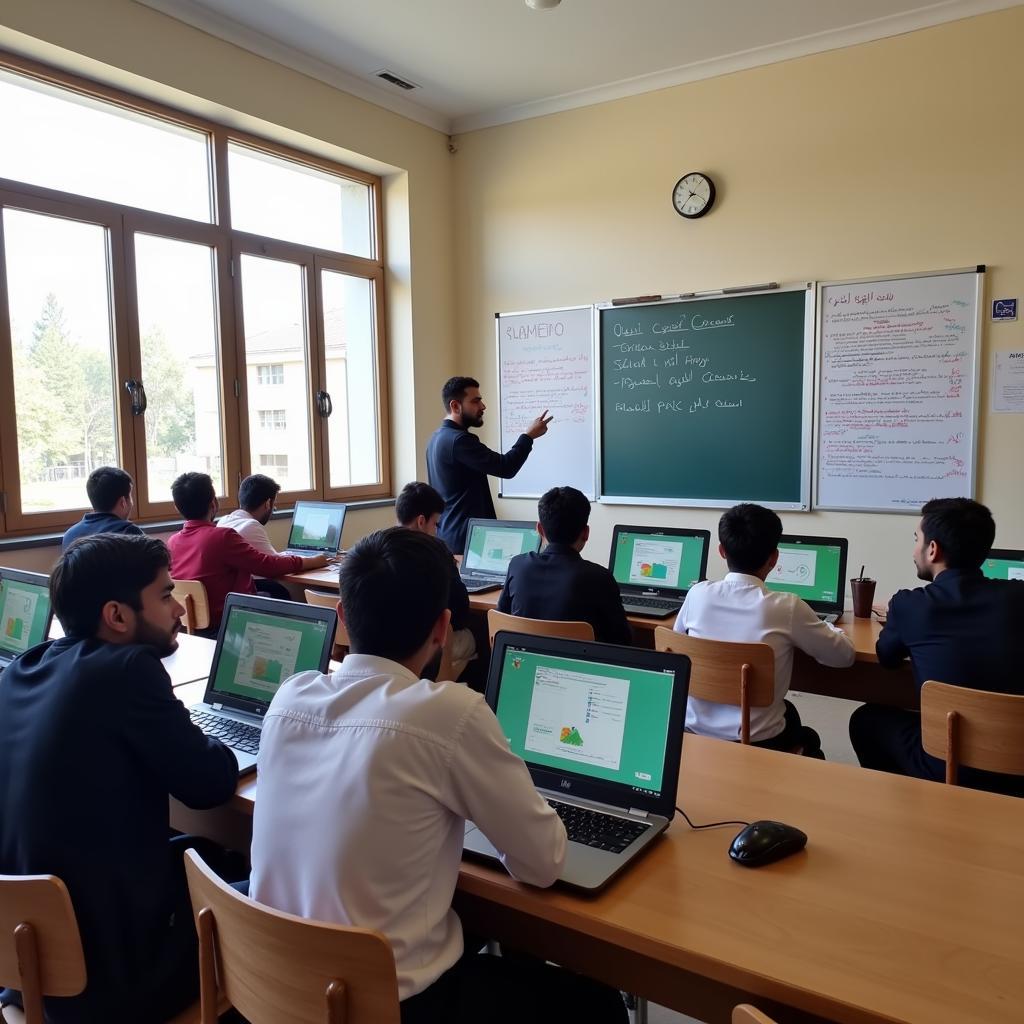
[611,532,705,592]
[463,524,539,574]
[0,578,51,657]
[211,608,330,703]
[765,543,842,603]
[494,647,675,795]
[982,555,1024,581]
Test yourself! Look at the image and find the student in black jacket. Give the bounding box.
[0,534,239,1024]
[498,486,632,645]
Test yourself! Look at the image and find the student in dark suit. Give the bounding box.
[498,486,631,645]
[61,466,144,550]
[0,534,239,1024]
[850,498,1024,795]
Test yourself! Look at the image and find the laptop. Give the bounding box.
[0,568,54,673]
[464,631,689,891]
[459,518,542,594]
[283,501,347,558]
[608,525,711,617]
[982,548,1024,581]
[765,534,849,623]
[188,593,336,775]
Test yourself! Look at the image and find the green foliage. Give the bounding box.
[140,325,196,457]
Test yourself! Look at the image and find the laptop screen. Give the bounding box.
[462,521,540,576]
[492,643,677,800]
[610,528,708,593]
[982,550,1024,581]
[765,537,846,606]
[0,572,52,658]
[209,602,333,705]
[287,502,346,552]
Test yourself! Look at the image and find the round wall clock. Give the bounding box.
[672,172,716,219]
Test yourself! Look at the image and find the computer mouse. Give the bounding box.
[728,820,807,867]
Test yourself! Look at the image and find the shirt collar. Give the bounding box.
[336,652,421,685]
[543,542,582,559]
[723,571,766,589]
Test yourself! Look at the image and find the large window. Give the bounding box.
[0,55,388,536]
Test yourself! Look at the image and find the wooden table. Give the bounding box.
[169,711,1024,1024]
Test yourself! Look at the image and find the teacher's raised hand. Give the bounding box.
[526,411,554,439]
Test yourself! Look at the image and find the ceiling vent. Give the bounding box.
[374,70,418,91]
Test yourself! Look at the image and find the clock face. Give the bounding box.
[672,172,716,219]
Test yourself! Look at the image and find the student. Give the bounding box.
[673,503,854,755]
[217,473,281,555]
[426,375,551,554]
[0,534,239,1024]
[166,472,325,628]
[250,527,625,1024]
[497,486,631,645]
[395,481,479,682]
[61,466,143,550]
[850,498,1024,794]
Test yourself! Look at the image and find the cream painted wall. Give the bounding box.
[453,6,1024,603]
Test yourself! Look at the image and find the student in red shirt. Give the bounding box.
[166,473,326,628]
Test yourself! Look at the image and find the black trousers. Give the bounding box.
[849,704,1023,797]
[751,699,825,759]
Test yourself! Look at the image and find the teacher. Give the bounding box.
[426,376,552,554]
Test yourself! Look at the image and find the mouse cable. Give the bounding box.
[675,805,750,831]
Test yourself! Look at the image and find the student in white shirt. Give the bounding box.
[250,527,626,1024]
[673,503,855,756]
[217,473,291,599]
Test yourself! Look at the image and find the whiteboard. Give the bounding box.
[815,268,982,512]
[496,306,596,499]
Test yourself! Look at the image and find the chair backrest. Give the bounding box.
[304,590,350,650]
[184,850,400,1024]
[654,627,775,744]
[920,680,1024,784]
[172,579,211,633]
[733,1005,778,1024]
[0,874,86,1023]
[486,609,595,650]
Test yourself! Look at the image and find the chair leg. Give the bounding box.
[624,992,648,1024]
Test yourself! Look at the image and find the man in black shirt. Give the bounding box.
[498,486,631,646]
[426,376,551,554]
[61,466,143,550]
[850,498,1024,795]
[0,534,239,1023]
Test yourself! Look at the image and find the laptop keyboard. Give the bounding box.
[622,596,681,614]
[191,709,262,755]
[547,799,651,854]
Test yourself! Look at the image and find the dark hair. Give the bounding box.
[171,472,215,520]
[538,486,591,545]
[339,527,450,662]
[441,376,479,411]
[51,534,171,637]
[718,503,783,575]
[85,466,133,513]
[395,481,445,526]
[920,497,995,570]
[238,474,280,512]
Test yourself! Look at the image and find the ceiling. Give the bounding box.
[138,0,1019,132]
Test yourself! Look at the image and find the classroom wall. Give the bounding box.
[452,6,1024,602]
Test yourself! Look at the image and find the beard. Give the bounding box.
[461,409,484,428]
[133,616,180,657]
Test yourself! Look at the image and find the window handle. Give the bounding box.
[316,390,333,418]
[124,379,147,416]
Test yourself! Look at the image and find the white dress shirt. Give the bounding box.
[250,653,566,1000]
[216,508,277,556]
[673,573,855,742]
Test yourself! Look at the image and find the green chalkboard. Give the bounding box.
[600,288,812,508]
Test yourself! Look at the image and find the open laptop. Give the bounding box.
[459,518,541,594]
[188,593,336,775]
[982,548,1024,581]
[0,568,54,673]
[608,525,711,617]
[765,534,849,623]
[463,631,689,891]
[283,501,347,558]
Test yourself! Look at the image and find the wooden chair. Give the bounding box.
[921,680,1024,786]
[184,849,400,1024]
[486,609,595,650]
[733,1005,778,1024]
[304,589,350,656]
[654,627,774,745]
[171,579,211,635]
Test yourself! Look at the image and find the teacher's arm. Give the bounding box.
[454,429,535,479]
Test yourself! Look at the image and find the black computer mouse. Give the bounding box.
[728,820,807,867]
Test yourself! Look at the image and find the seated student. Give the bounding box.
[250,527,626,1024]
[850,498,1024,795]
[166,472,325,628]
[62,465,144,550]
[674,503,854,756]
[395,481,480,683]
[217,472,290,599]
[0,534,239,1024]
[497,486,631,645]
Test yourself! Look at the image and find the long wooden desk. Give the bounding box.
[169,696,1024,1024]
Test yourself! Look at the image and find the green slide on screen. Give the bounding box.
[765,543,842,603]
[464,525,537,573]
[0,580,52,655]
[611,532,705,590]
[982,557,1024,581]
